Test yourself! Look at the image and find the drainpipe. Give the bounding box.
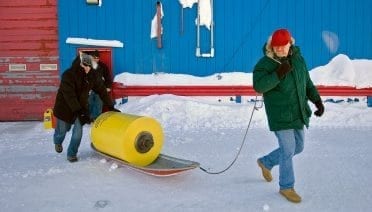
[156,1,162,48]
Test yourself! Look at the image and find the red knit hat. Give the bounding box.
[271,29,291,47]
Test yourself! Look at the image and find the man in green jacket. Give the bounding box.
[253,28,324,203]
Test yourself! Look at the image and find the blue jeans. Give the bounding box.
[89,91,103,120]
[259,129,304,190]
[53,118,83,157]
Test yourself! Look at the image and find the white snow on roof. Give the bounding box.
[66,37,123,48]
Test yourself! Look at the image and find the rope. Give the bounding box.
[199,95,263,174]
[220,0,271,71]
[199,0,271,174]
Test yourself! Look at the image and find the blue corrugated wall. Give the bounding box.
[58,0,372,77]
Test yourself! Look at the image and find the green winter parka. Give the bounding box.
[253,45,321,131]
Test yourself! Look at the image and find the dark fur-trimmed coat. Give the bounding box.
[53,56,113,124]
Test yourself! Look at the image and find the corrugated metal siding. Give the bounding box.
[58,0,372,77]
[0,0,59,121]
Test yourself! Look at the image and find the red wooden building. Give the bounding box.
[0,0,59,120]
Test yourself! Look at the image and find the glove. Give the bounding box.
[276,59,292,79]
[108,106,121,112]
[314,100,324,117]
[77,109,91,125]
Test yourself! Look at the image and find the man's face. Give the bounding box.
[273,43,291,58]
[92,56,99,69]
[93,56,99,62]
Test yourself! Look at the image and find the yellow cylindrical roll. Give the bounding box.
[90,112,164,166]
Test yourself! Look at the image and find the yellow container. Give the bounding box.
[91,112,164,166]
[43,108,55,129]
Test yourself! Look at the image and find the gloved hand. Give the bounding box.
[77,109,91,125]
[276,59,292,79]
[314,100,324,117]
[108,106,121,112]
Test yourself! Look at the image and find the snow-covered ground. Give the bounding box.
[1,54,372,211]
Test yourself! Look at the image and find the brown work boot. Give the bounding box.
[67,156,78,163]
[279,188,302,203]
[55,144,63,153]
[257,159,272,182]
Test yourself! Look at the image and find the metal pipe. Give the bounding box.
[112,83,372,98]
[210,0,214,57]
[180,4,184,35]
[156,1,162,48]
[196,0,201,57]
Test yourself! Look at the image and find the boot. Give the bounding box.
[67,156,78,163]
[55,144,63,153]
[257,159,272,182]
[279,188,302,203]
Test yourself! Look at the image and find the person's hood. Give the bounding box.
[262,35,296,60]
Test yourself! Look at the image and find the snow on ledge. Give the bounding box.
[66,37,124,48]
[114,54,372,88]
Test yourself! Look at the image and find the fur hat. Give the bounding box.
[271,29,291,47]
[80,53,93,67]
[91,50,100,58]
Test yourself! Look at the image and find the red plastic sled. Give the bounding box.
[91,143,199,177]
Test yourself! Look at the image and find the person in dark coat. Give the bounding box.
[53,53,119,162]
[88,50,113,120]
[253,29,324,203]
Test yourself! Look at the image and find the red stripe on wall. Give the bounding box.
[112,83,372,98]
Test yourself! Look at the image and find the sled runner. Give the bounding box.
[91,143,199,177]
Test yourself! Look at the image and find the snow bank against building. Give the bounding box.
[115,54,372,88]
[310,54,372,88]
